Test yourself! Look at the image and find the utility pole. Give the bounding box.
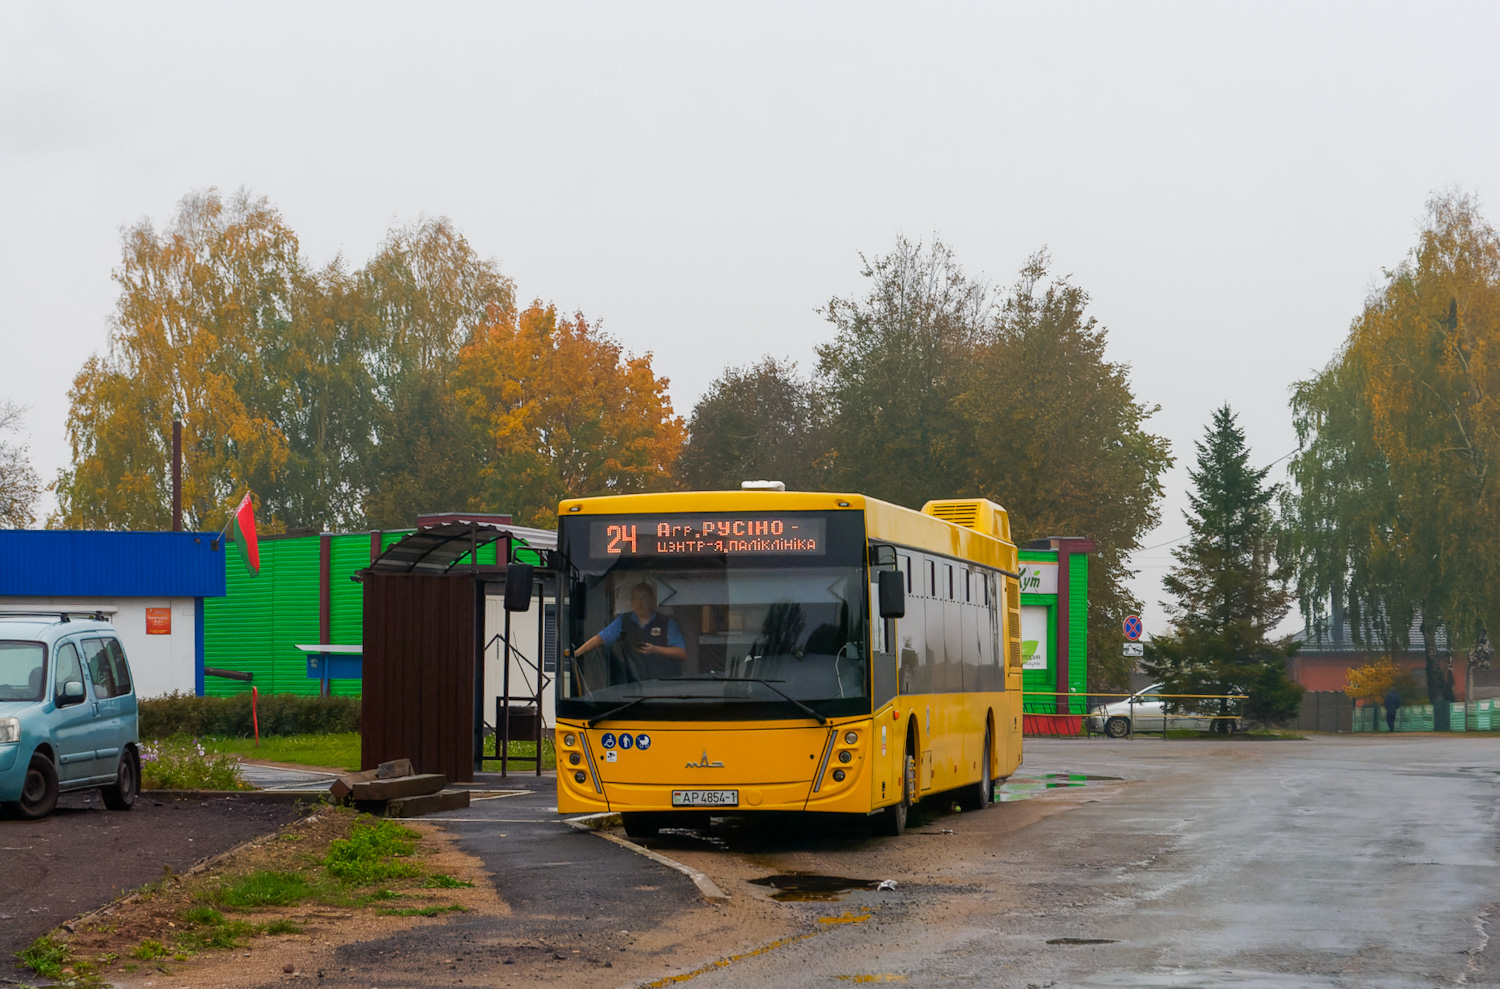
[172,419,183,532]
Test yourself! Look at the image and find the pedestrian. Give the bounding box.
[1383,686,1401,732]
[1441,657,1458,732]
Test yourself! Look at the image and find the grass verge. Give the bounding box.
[15,810,488,984]
[209,731,361,771]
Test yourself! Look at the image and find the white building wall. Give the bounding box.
[0,595,199,699]
[482,594,556,728]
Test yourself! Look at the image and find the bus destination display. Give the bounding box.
[588,514,827,558]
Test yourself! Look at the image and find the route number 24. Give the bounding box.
[606,524,638,555]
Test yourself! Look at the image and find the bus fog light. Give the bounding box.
[563,733,576,747]
[844,731,858,744]
[574,771,587,784]
[837,749,852,763]
[569,752,582,766]
[832,768,846,782]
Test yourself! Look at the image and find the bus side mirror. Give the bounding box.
[878,570,906,619]
[504,564,535,612]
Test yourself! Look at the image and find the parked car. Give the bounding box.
[0,614,140,819]
[1084,683,1244,738]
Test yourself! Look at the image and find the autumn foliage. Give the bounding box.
[53,189,681,532]
[1342,658,1405,701]
[1288,192,1500,712]
[455,303,684,528]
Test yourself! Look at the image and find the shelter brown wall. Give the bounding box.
[361,573,479,783]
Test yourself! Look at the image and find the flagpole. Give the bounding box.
[218,492,246,547]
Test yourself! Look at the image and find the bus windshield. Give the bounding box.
[557,511,870,721]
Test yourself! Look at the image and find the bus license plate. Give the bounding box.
[672,789,738,807]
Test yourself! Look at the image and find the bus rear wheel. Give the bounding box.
[956,725,994,811]
[873,747,915,836]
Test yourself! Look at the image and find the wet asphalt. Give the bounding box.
[75,738,1499,988]
[665,735,1500,988]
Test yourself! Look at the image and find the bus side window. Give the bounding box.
[898,554,912,594]
[928,561,936,599]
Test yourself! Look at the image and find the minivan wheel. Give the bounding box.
[102,748,140,811]
[1104,717,1131,739]
[16,753,59,820]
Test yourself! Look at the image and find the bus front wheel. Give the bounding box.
[622,813,664,840]
[873,748,915,837]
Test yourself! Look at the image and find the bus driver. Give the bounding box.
[574,581,687,679]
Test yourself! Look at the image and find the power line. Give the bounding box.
[1125,448,1299,556]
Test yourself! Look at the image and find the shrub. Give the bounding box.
[140,692,360,739]
[139,736,250,791]
[1243,662,1306,727]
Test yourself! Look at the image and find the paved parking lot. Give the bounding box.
[0,792,304,963]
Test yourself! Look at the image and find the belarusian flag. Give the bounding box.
[231,492,261,576]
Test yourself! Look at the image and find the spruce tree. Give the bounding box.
[1147,406,1302,726]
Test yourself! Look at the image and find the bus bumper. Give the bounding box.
[555,720,875,815]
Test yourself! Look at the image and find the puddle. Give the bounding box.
[749,873,880,901]
[999,773,1123,802]
[1047,937,1119,945]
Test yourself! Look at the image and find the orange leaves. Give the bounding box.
[455,302,684,527]
[1343,657,1405,701]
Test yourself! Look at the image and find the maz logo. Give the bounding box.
[685,750,725,768]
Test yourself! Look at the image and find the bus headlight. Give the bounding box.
[832,769,846,782]
[837,749,852,764]
[569,752,582,766]
[844,731,858,744]
[563,733,576,747]
[574,771,587,784]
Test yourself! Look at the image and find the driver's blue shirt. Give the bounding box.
[598,612,685,649]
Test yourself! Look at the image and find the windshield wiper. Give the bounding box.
[665,675,828,725]
[587,696,649,727]
[586,693,702,727]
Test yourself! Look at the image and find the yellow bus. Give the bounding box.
[552,488,1024,836]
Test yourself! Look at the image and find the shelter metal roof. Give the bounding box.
[365,520,556,576]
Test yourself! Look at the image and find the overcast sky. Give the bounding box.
[4,2,1498,633]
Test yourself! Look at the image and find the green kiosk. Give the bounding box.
[1018,537,1093,734]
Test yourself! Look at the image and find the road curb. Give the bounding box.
[141,789,334,802]
[565,816,728,901]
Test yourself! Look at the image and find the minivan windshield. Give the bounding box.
[0,642,47,702]
[557,511,870,721]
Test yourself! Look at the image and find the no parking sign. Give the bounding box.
[1123,615,1143,641]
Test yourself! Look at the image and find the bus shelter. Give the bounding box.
[356,520,557,782]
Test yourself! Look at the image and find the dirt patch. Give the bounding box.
[1,790,306,965]
[18,808,505,987]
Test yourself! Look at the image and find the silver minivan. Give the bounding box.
[1084,683,1243,737]
[0,614,141,819]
